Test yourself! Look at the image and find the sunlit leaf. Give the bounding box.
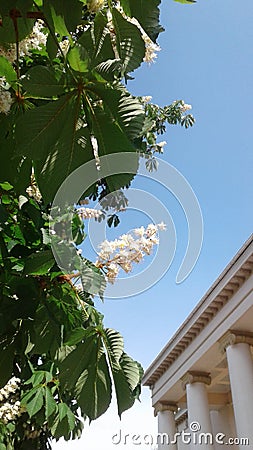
[0,56,17,87]
[111,8,145,75]
[120,0,164,42]
[21,66,66,97]
[23,249,55,275]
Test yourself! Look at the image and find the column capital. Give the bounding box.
[154,401,178,417]
[181,371,211,391]
[219,330,253,354]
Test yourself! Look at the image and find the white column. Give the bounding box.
[210,408,238,450]
[182,372,214,450]
[220,331,253,449]
[155,402,178,449]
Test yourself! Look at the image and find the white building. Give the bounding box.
[142,235,253,450]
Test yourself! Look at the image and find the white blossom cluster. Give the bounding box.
[58,39,70,56]
[0,20,47,64]
[19,20,47,56]
[142,95,152,103]
[78,207,102,220]
[0,377,23,424]
[156,140,167,153]
[95,222,166,283]
[178,101,192,113]
[142,32,161,64]
[0,76,13,114]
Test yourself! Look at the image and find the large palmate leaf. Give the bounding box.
[15,93,78,159]
[91,107,139,192]
[102,328,143,417]
[35,124,95,203]
[111,353,143,417]
[42,0,82,41]
[0,116,26,189]
[67,45,89,73]
[59,333,98,389]
[104,328,124,367]
[111,8,145,75]
[75,350,112,420]
[21,66,66,97]
[15,92,95,203]
[87,82,145,140]
[50,402,76,438]
[59,332,112,420]
[120,0,164,43]
[23,249,55,275]
[80,260,106,297]
[78,12,116,73]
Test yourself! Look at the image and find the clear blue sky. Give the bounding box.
[55,1,253,448]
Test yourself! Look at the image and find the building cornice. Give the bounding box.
[153,401,178,417]
[181,371,211,390]
[143,235,253,387]
[219,330,253,353]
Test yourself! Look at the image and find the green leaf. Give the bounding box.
[45,386,57,419]
[0,278,38,329]
[75,349,112,420]
[46,33,58,60]
[78,13,116,77]
[51,403,76,438]
[15,92,94,203]
[43,1,71,41]
[25,386,44,418]
[64,327,87,346]
[59,334,97,389]
[111,8,145,75]
[91,107,139,192]
[121,0,164,43]
[67,45,89,73]
[119,353,143,391]
[25,371,45,386]
[21,66,66,97]
[59,333,112,420]
[87,82,145,140]
[0,181,13,191]
[104,328,124,366]
[112,367,135,417]
[112,353,143,417]
[80,261,106,297]
[31,305,61,356]
[0,56,17,87]
[23,249,55,275]
[16,94,76,159]
[43,0,82,36]
[95,58,122,81]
